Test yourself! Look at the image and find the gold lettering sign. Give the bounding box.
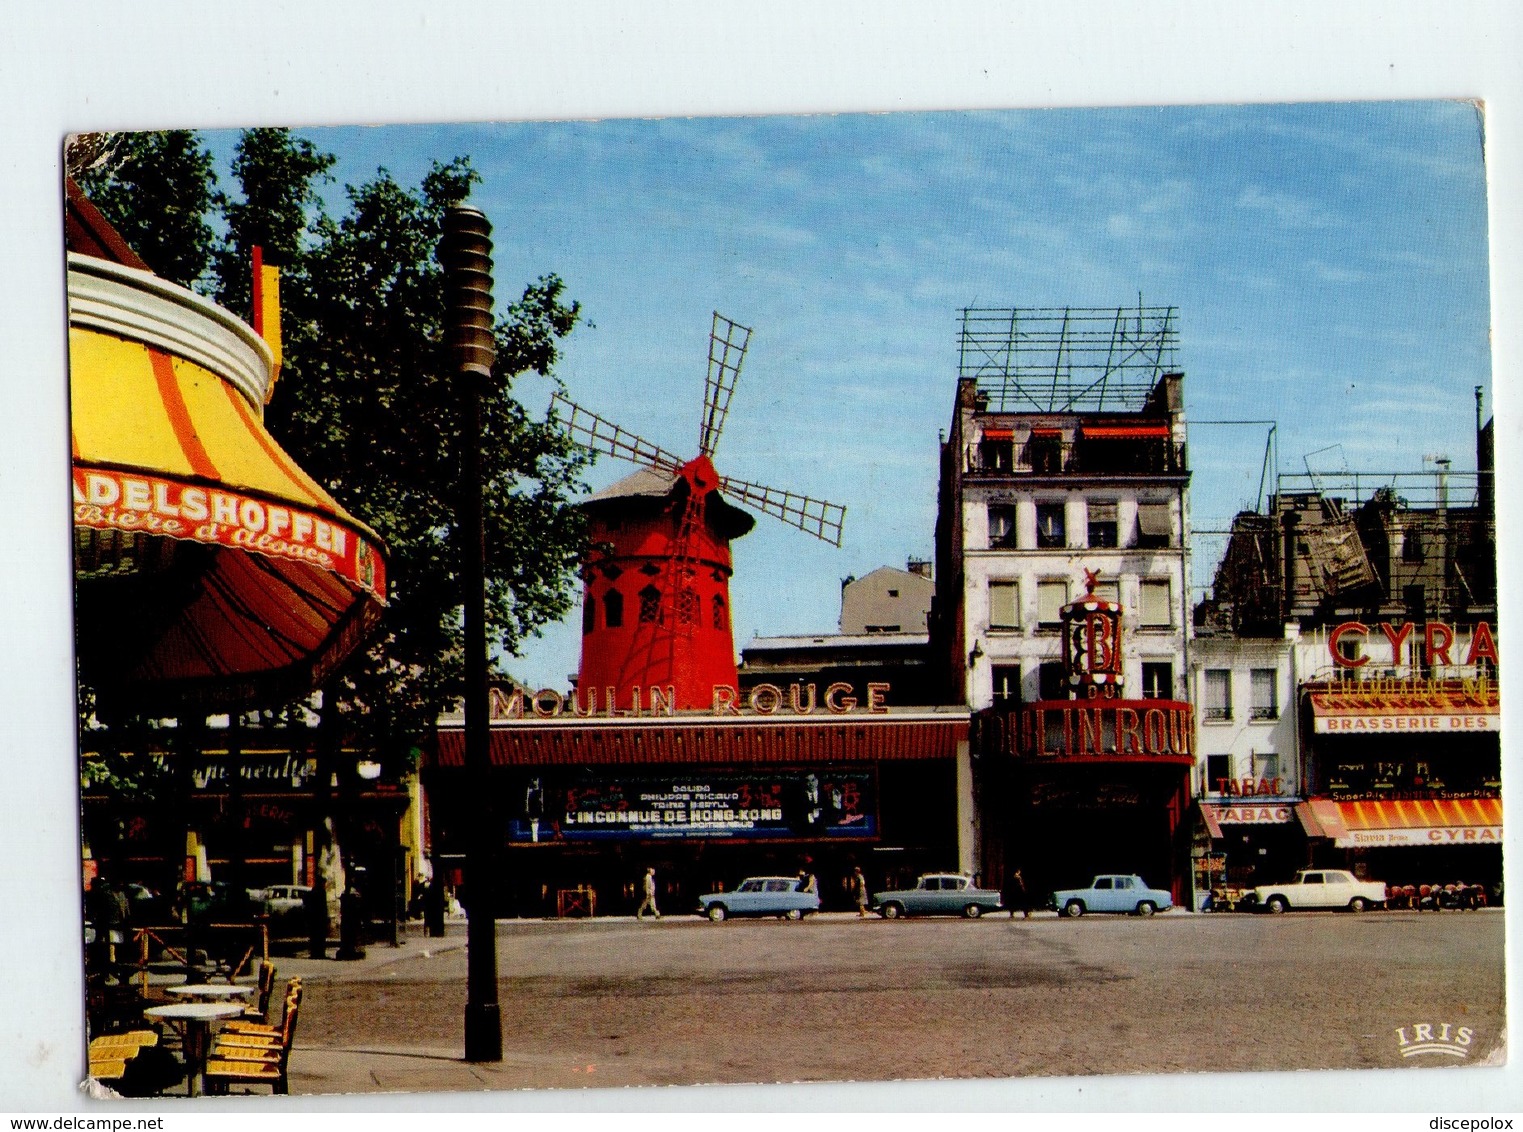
[493,681,895,719]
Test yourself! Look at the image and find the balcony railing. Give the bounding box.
[967,437,1186,477]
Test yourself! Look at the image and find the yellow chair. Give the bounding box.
[88,1030,160,1083]
[223,977,300,1038]
[204,984,301,1095]
[240,962,279,1024]
[88,1058,128,1081]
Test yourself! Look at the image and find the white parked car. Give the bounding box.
[254,884,313,919]
[1253,869,1386,913]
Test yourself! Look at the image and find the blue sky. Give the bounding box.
[207,101,1492,690]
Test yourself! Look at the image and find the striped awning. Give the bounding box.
[1306,797,1502,848]
[69,252,386,712]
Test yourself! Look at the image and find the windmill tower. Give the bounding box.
[552,312,845,711]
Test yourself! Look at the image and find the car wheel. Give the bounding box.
[706,904,727,923]
[1062,900,1085,918]
[880,902,904,920]
[964,903,983,919]
[1348,897,1368,913]
[784,908,804,921]
[1267,896,1289,914]
[1136,901,1156,917]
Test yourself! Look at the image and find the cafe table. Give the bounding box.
[143,1002,246,1096]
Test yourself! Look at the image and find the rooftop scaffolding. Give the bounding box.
[1275,469,1486,512]
[959,304,1179,413]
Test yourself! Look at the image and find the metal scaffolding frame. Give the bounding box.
[959,303,1179,413]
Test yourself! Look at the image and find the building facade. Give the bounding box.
[1198,417,1500,897]
[1187,630,1304,900]
[931,306,1197,903]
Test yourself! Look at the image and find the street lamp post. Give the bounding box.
[440,203,502,1063]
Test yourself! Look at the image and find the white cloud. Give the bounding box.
[1235,184,1341,229]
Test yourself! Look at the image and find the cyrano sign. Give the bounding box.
[1327,620,1498,669]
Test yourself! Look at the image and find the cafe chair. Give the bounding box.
[240,963,279,1024]
[223,978,300,1038]
[204,985,301,1095]
[88,1030,161,1086]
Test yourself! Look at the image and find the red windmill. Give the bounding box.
[552,312,845,711]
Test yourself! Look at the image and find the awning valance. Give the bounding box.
[1200,801,1296,834]
[1305,797,1502,848]
[430,714,969,768]
[982,428,1015,441]
[69,253,387,712]
[1309,687,1498,733]
[1082,424,1170,439]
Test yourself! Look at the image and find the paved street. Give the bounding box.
[265,909,1506,1096]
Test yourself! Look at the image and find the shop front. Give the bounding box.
[1300,675,1502,894]
[1195,795,1312,902]
[424,702,970,916]
[979,703,1195,905]
[976,581,1196,905]
[68,181,398,964]
[80,738,419,937]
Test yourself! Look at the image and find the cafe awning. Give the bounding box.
[69,249,387,712]
[1305,797,1502,848]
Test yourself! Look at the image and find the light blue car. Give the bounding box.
[697,877,821,922]
[1049,874,1173,917]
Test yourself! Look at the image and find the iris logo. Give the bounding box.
[1394,1022,1474,1059]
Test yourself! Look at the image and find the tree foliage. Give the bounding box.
[72,130,218,290]
[75,129,591,754]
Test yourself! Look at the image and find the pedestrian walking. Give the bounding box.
[1003,867,1031,919]
[849,866,870,918]
[637,866,661,920]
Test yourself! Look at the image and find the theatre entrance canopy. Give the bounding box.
[67,185,387,713]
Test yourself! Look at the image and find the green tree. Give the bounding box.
[73,129,592,942]
[221,144,590,750]
[71,130,218,290]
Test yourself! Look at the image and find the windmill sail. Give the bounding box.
[717,474,846,547]
[559,312,847,711]
[698,312,751,456]
[549,392,684,473]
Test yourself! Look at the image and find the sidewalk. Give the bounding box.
[267,917,677,1095]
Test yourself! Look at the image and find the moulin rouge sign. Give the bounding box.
[493,681,894,720]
